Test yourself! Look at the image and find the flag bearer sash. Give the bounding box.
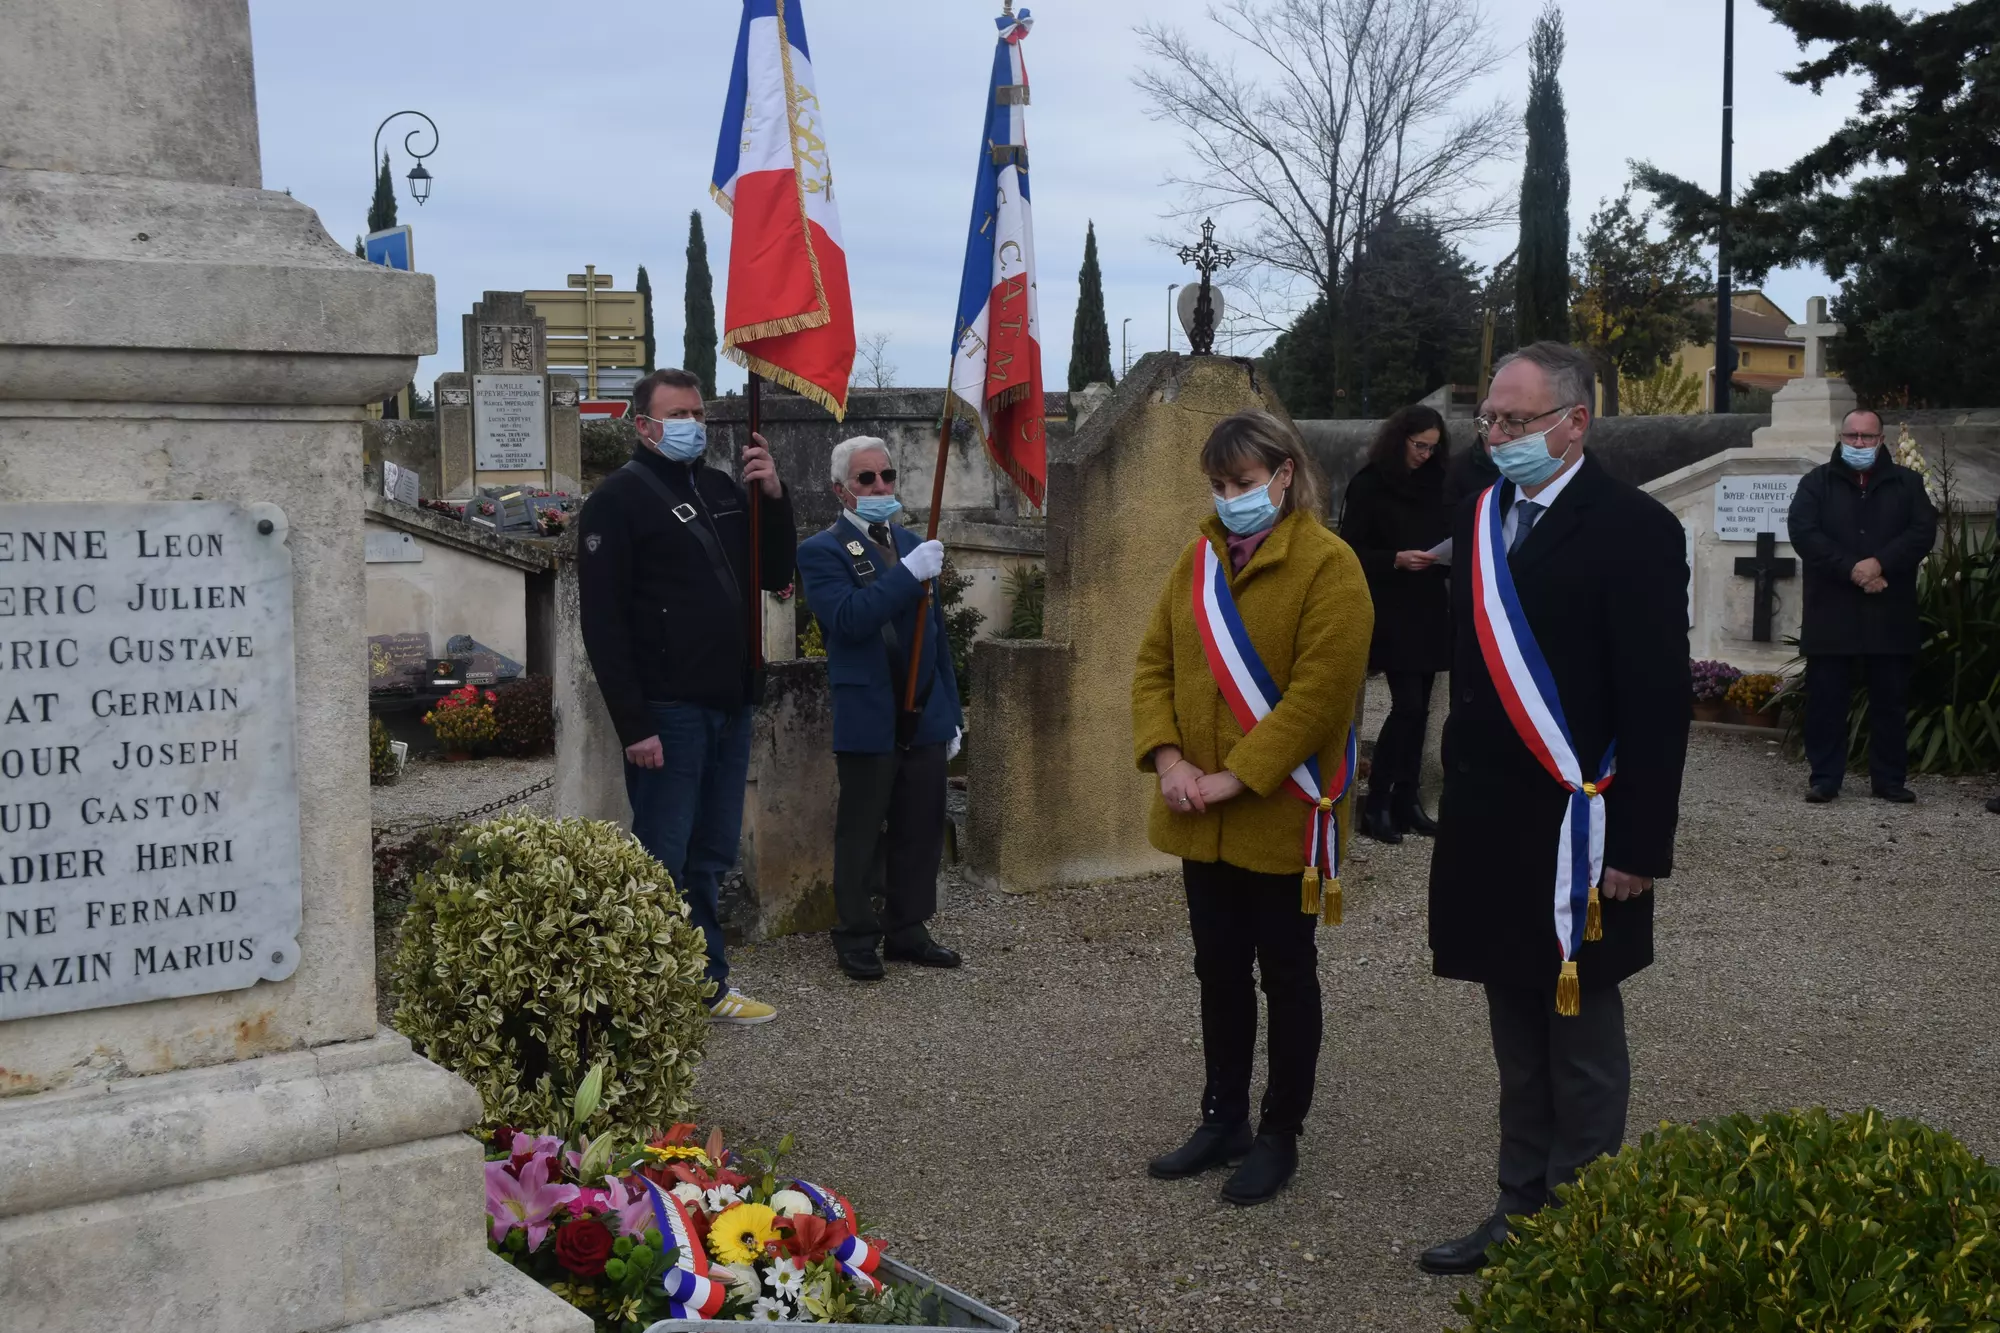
[1189,538,1357,923]
[641,1179,728,1320]
[1468,482,1617,1016]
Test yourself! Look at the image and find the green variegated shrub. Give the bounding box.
[390,816,712,1140]
[1454,1108,2000,1332]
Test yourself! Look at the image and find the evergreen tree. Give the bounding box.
[366,153,398,234]
[1515,2,1570,347]
[354,236,366,259]
[635,264,657,372]
[683,211,718,394]
[1068,221,1115,390]
[1635,0,2000,406]
[1570,191,1710,416]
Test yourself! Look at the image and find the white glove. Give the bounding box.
[947,727,963,761]
[901,539,945,582]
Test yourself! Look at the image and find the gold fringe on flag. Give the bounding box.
[721,345,849,422]
[1584,884,1603,942]
[1300,867,1320,917]
[986,381,1034,412]
[1556,960,1581,1017]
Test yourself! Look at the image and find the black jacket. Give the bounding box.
[1444,439,1499,507]
[1786,446,1938,656]
[1428,454,1691,993]
[1338,459,1453,674]
[577,447,797,746]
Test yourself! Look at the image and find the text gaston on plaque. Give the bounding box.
[0,508,303,1019]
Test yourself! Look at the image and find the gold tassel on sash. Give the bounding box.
[1301,867,1321,917]
[1555,960,1581,1017]
[1321,877,1342,926]
[1584,884,1604,942]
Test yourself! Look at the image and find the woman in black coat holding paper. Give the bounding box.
[1338,405,1454,843]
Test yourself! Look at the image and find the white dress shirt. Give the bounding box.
[1502,453,1584,550]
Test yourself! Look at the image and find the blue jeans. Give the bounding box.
[624,702,753,1002]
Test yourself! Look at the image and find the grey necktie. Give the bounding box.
[1508,500,1543,558]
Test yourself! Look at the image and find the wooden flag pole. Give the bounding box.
[900,366,957,719]
[747,371,766,679]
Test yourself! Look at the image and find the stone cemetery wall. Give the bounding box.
[362,419,443,499]
[966,353,1284,894]
[363,497,551,667]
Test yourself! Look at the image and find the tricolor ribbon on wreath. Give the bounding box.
[640,1178,729,1321]
[1190,539,1358,924]
[790,1179,883,1291]
[1468,482,1617,1017]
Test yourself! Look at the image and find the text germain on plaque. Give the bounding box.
[0,502,303,1022]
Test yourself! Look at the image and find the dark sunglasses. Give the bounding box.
[852,469,897,486]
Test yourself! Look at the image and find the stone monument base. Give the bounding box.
[0,1032,588,1333]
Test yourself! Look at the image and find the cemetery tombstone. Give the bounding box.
[436,294,582,500]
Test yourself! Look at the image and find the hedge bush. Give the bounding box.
[490,675,555,756]
[390,815,713,1140]
[368,715,400,784]
[1453,1107,2000,1332]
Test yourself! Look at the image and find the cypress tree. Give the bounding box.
[1515,3,1570,346]
[635,264,657,372]
[1068,221,1115,390]
[366,153,398,234]
[354,236,366,259]
[683,211,718,395]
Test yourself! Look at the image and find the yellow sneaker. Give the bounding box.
[708,987,777,1026]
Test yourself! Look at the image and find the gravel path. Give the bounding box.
[369,755,555,830]
[684,731,2000,1333]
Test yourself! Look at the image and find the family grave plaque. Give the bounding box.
[473,373,549,471]
[1714,474,1803,542]
[0,502,302,1021]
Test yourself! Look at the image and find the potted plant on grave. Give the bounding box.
[1689,660,1741,723]
[1723,671,1783,727]
[423,682,498,760]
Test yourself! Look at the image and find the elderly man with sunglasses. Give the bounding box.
[796,436,965,982]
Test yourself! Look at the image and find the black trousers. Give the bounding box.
[1183,859,1322,1136]
[1485,983,1630,1218]
[1371,670,1436,794]
[1804,653,1913,791]
[831,743,947,953]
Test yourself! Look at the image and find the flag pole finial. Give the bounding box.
[1003,0,1014,14]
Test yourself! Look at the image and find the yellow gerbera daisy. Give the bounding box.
[707,1202,779,1265]
[641,1144,712,1166]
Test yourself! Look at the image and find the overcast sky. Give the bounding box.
[248,0,1947,399]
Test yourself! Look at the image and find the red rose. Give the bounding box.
[553,1217,614,1277]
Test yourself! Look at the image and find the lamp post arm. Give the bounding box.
[371,110,440,185]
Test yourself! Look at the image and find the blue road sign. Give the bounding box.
[365,226,414,271]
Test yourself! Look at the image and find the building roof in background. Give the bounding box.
[1693,293,1802,346]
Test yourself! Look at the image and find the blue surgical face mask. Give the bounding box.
[1490,428,1569,488]
[1841,443,1879,472]
[652,418,707,462]
[853,495,903,524]
[1214,478,1283,536]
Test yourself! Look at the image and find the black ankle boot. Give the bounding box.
[1392,786,1439,837]
[1360,786,1402,844]
[1220,1132,1298,1206]
[1147,1121,1252,1180]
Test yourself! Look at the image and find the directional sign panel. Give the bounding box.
[365,226,414,272]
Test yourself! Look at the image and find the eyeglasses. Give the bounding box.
[1475,405,1574,444]
[636,412,702,426]
[851,469,897,486]
[1407,438,1438,454]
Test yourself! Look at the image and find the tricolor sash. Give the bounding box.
[790,1179,883,1291]
[1190,538,1358,923]
[641,1178,729,1320]
[1469,483,1617,1016]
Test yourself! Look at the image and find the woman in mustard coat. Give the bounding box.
[1131,409,1372,1206]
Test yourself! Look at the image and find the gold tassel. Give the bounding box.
[1321,877,1343,927]
[1556,961,1581,1017]
[1584,885,1604,942]
[1300,867,1320,917]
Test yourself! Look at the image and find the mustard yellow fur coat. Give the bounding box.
[1132,510,1374,875]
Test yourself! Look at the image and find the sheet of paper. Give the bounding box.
[1423,538,1453,565]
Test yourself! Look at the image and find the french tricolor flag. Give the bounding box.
[712,0,855,419]
[949,8,1046,507]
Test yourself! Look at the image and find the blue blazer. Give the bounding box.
[797,520,964,755]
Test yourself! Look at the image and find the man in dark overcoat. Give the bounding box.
[1787,409,1938,804]
[1418,342,1692,1275]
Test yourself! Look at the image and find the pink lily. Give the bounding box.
[574,1186,611,1216]
[485,1156,579,1251]
[602,1175,656,1239]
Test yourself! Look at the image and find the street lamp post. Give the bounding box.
[1714,0,1734,413]
[372,110,440,210]
[1121,317,1132,378]
[1167,285,1180,352]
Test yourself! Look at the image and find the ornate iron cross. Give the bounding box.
[1177,218,1235,356]
[1732,531,1797,643]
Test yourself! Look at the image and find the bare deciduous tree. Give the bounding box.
[856,332,897,390]
[1136,0,1517,328]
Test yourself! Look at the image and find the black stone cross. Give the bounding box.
[1733,531,1797,642]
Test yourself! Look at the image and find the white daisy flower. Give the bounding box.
[704,1184,743,1213]
[749,1295,790,1322]
[765,1257,806,1298]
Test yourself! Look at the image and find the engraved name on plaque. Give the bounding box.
[0,502,303,1021]
[473,374,548,471]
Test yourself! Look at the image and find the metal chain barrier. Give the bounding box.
[371,774,555,839]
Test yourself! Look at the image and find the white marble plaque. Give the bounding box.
[383,460,420,507]
[474,374,548,471]
[0,502,302,1021]
[364,530,423,563]
[1714,474,1801,542]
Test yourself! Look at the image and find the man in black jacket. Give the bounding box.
[1787,410,1938,804]
[1419,343,1691,1275]
[577,368,797,1025]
